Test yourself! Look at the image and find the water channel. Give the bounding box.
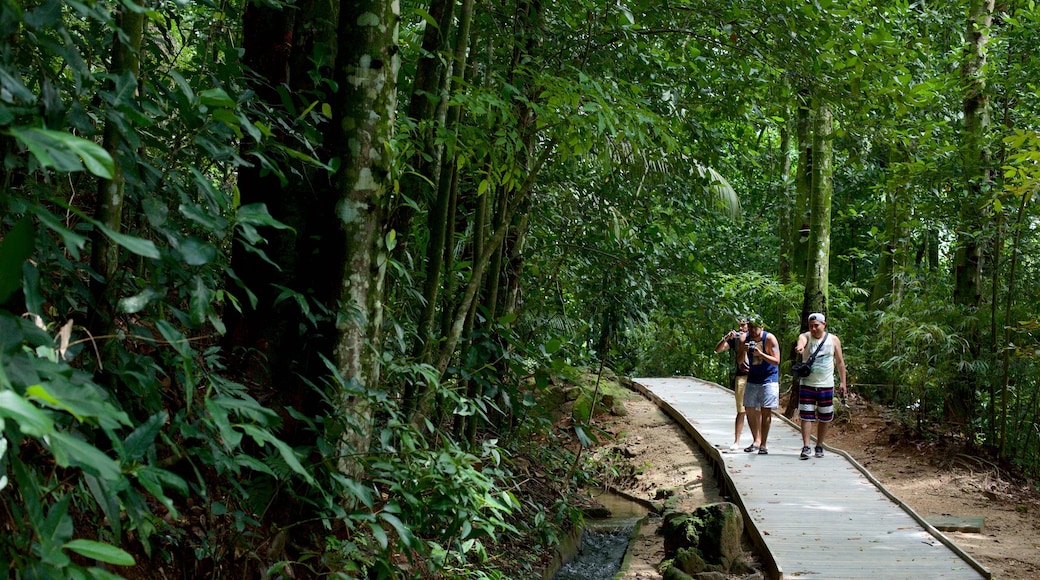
[550,489,650,580]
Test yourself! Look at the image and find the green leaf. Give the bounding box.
[118,288,164,314]
[177,237,216,266]
[7,127,114,179]
[368,521,389,549]
[94,222,160,259]
[0,217,34,304]
[155,319,191,359]
[0,390,54,437]
[199,88,236,108]
[379,511,419,549]
[122,412,167,462]
[238,424,315,485]
[49,431,122,480]
[134,465,188,517]
[63,539,136,566]
[40,496,74,567]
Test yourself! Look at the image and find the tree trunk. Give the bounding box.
[949,0,994,427]
[800,97,833,318]
[778,118,794,285]
[225,0,341,419]
[88,6,144,340]
[330,0,399,477]
[791,96,813,281]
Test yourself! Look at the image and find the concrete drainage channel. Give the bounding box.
[544,489,650,580]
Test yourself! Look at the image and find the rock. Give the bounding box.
[660,502,746,575]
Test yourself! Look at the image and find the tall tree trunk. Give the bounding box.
[412,0,476,367]
[792,96,813,281]
[778,119,794,285]
[949,0,994,427]
[331,0,399,477]
[801,97,833,317]
[225,0,340,420]
[388,0,456,259]
[88,6,144,340]
[868,147,908,309]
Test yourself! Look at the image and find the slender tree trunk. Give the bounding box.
[800,97,833,318]
[331,0,399,477]
[792,96,813,281]
[778,118,794,285]
[949,0,994,427]
[88,6,144,340]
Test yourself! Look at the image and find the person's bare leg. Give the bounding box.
[801,419,814,447]
[759,410,772,449]
[817,420,830,447]
[733,411,746,445]
[746,408,761,447]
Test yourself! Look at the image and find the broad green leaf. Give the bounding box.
[368,521,388,549]
[177,237,216,266]
[199,87,236,108]
[122,412,167,461]
[379,511,419,549]
[94,222,160,259]
[49,431,122,480]
[118,288,164,313]
[63,539,135,566]
[32,206,87,259]
[155,319,191,358]
[0,390,54,436]
[7,127,114,179]
[40,496,74,567]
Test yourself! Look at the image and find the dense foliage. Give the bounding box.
[1,0,1039,577]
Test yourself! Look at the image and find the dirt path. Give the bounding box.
[595,390,1040,580]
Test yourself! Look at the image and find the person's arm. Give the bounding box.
[794,331,809,355]
[757,333,780,365]
[833,335,848,395]
[714,331,736,353]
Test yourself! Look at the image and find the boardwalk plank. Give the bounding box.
[631,377,990,580]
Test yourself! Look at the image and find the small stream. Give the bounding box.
[551,489,649,580]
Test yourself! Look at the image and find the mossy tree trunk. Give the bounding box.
[800,97,833,319]
[88,5,144,341]
[330,0,399,477]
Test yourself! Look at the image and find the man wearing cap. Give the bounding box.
[795,312,848,459]
[715,318,751,451]
[739,317,780,454]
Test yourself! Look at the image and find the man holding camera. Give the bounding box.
[714,318,750,451]
[794,312,848,459]
[740,317,780,454]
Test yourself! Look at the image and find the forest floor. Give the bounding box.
[581,387,1040,580]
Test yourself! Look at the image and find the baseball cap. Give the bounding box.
[808,312,826,324]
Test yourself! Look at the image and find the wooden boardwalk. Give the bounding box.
[631,377,990,580]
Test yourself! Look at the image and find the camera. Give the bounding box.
[746,341,757,351]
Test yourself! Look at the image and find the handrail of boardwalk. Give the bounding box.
[626,376,992,580]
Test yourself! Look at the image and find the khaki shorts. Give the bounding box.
[734,375,748,413]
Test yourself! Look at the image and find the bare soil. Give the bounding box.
[591,389,1040,580]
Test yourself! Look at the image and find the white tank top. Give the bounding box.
[801,334,835,387]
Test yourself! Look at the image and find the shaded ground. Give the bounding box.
[588,387,1040,580]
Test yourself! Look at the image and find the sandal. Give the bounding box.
[743,445,759,453]
[758,448,769,455]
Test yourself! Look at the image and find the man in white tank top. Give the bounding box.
[794,312,847,459]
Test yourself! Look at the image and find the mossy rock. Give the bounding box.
[660,502,744,573]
